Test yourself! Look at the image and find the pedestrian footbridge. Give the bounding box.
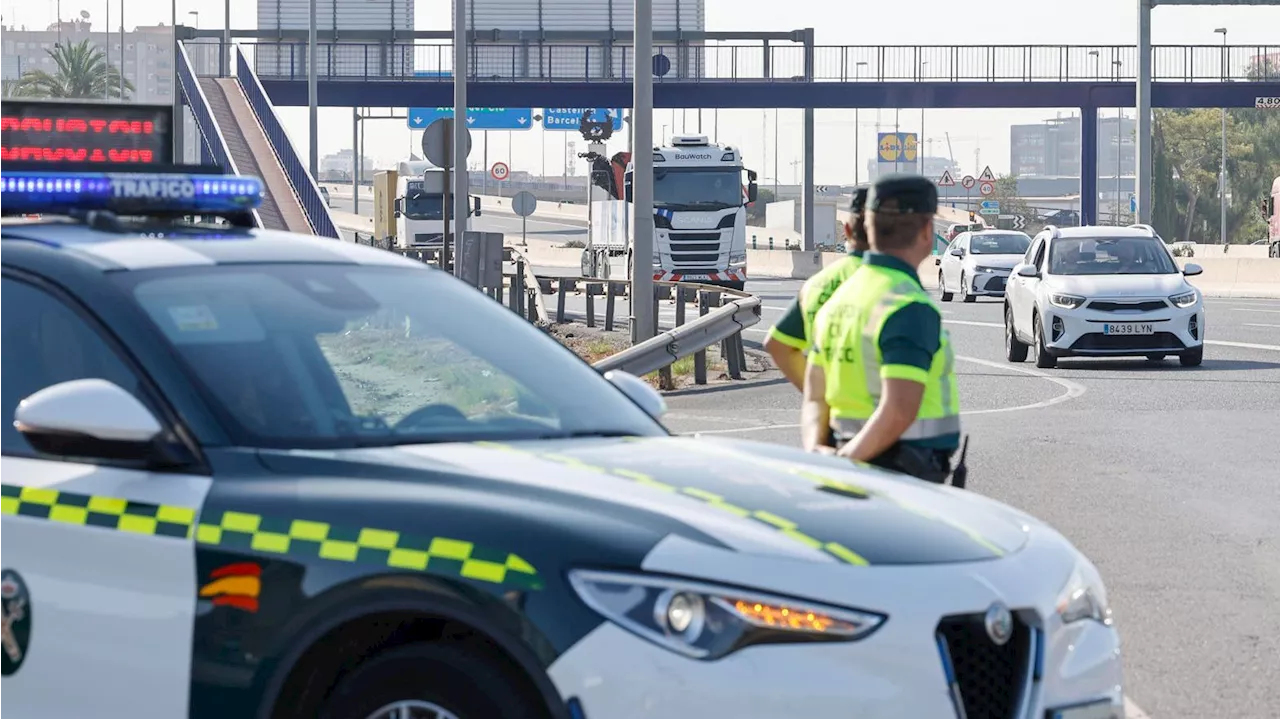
[176,43,339,238]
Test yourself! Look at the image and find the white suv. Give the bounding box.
[1004,224,1206,368]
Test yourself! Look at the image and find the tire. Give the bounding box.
[1032,313,1057,369]
[1179,345,1204,367]
[317,643,543,719]
[1145,353,1166,362]
[1005,304,1028,363]
[724,280,746,292]
[939,272,954,302]
[961,273,976,303]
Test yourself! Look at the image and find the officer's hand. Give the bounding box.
[811,445,836,456]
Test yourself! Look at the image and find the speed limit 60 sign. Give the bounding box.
[490,162,510,181]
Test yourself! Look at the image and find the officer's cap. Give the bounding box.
[849,185,870,214]
[867,173,938,215]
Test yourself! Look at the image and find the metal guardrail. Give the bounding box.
[229,44,341,239]
[176,43,265,229]
[235,41,1279,83]
[348,234,759,382]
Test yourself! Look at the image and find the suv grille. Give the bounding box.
[936,613,1031,719]
[1072,332,1185,351]
[1087,300,1168,312]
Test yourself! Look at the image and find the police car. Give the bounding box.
[2,161,1125,719]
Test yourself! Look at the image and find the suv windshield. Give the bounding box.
[1048,237,1178,275]
[115,264,664,448]
[969,233,1030,255]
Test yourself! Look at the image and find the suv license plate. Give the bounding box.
[1103,323,1154,335]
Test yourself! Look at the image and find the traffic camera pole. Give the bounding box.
[452,0,469,278]
[630,0,656,344]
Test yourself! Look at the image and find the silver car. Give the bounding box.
[938,230,1033,302]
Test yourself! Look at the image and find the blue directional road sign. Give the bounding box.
[407,107,533,131]
[980,200,1000,210]
[542,108,623,132]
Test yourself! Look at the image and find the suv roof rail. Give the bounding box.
[1127,223,1157,236]
[1042,224,1061,239]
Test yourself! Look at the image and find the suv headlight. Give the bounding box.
[568,569,885,660]
[1048,293,1087,310]
[1056,559,1112,626]
[1169,290,1198,308]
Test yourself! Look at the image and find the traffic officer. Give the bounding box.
[763,185,870,390]
[802,173,967,486]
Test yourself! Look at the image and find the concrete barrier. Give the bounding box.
[1190,243,1272,259]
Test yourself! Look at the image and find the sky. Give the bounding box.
[7,0,1279,184]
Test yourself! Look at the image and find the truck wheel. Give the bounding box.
[725,280,746,292]
[318,643,542,719]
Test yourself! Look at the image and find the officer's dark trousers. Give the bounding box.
[831,432,954,485]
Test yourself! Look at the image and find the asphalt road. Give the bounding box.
[556,279,1280,719]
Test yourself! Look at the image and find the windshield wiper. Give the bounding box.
[536,430,645,440]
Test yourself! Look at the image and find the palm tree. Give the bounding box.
[14,39,134,99]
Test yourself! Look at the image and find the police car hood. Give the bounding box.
[337,435,1032,566]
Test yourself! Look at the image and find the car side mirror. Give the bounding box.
[747,182,758,204]
[1182,263,1203,277]
[624,178,634,203]
[934,256,942,266]
[470,196,482,217]
[14,379,164,462]
[604,370,667,420]
[949,248,965,257]
[1015,264,1040,278]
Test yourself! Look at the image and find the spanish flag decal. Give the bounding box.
[200,562,261,613]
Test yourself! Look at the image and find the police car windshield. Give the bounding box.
[114,265,666,448]
[968,233,1030,255]
[652,168,742,210]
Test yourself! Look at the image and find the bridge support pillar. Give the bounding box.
[1080,107,1098,226]
[801,107,816,252]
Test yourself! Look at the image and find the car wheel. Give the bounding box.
[961,273,976,303]
[318,643,542,719]
[1005,304,1028,363]
[939,272,953,302]
[1032,312,1056,369]
[1145,353,1166,362]
[1179,345,1204,367]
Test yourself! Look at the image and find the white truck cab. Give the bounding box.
[386,161,480,248]
[583,136,758,290]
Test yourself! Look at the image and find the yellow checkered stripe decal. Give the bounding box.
[478,443,871,566]
[194,509,542,590]
[1,483,196,538]
[0,484,543,590]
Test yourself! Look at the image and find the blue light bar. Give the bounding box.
[0,171,263,217]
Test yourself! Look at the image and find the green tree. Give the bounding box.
[14,39,133,99]
[1151,108,1263,244]
[746,187,776,226]
[990,174,1038,232]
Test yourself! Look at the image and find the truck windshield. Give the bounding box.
[652,168,742,210]
[115,264,666,449]
[404,183,449,220]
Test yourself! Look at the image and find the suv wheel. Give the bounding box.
[1005,304,1028,362]
[939,272,953,302]
[1032,312,1057,369]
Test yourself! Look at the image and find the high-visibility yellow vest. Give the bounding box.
[799,253,863,348]
[813,261,960,443]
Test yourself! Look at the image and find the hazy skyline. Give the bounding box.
[5,0,1278,183]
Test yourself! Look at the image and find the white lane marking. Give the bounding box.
[1231,308,1280,313]
[935,316,1280,353]
[683,355,1086,435]
[1206,339,1280,352]
[1244,323,1280,329]
[946,319,1004,328]
[1125,697,1153,719]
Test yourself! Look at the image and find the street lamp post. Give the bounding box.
[855,61,867,183]
[1113,59,1122,222]
[188,10,198,28]
[1215,27,1228,244]
[920,60,928,176]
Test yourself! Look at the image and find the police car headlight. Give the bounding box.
[1056,559,1113,626]
[568,569,885,660]
[1169,290,1198,308]
[1048,293,1087,310]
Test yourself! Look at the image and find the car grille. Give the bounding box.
[1087,300,1168,312]
[936,613,1031,719]
[984,276,1007,292]
[1071,332,1186,351]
